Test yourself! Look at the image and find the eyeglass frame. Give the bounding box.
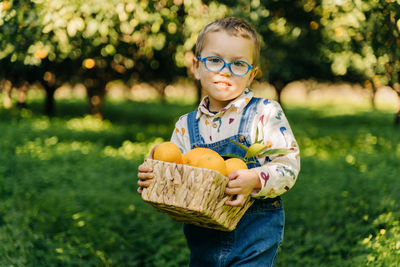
[197,56,254,77]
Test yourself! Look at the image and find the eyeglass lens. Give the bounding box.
[204,57,250,76]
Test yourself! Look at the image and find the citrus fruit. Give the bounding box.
[182,147,219,166]
[153,142,182,164]
[195,153,227,176]
[34,49,48,59]
[225,158,248,176]
[83,58,95,69]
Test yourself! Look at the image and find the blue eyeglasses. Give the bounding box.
[197,56,253,77]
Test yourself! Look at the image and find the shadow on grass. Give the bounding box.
[0,99,399,266]
[0,99,197,147]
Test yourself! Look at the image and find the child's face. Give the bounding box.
[193,30,258,111]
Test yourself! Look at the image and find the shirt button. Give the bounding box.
[212,122,218,128]
[239,136,246,143]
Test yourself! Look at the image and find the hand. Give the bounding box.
[137,145,157,194]
[224,169,261,207]
[137,163,154,194]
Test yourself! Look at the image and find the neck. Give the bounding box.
[208,98,231,112]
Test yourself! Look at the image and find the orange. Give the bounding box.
[195,153,227,176]
[225,158,248,176]
[153,142,182,164]
[34,49,48,59]
[182,147,219,166]
[2,1,11,11]
[83,58,95,69]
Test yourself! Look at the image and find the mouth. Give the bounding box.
[214,80,232,87]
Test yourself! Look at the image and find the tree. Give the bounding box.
[1,0,399,122]
[0,0,231,116]
[215,0,334,103]
[315,0,400,124]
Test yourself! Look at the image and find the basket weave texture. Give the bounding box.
[141,159,254,231]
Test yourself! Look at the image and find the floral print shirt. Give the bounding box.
[171,88,300,199]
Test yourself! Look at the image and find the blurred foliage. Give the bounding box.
[0,96,399,265]
[1,0,400,111]
[0,0,227,86]
[0,0,229,116]
[317,0,400,87]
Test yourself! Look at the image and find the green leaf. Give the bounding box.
[258,148,295,158]
[255,126,259,142]
[245,143,269,159]
[227,139,248,152]
[221,153,246,161]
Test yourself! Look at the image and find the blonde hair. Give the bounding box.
[195,17,261,66]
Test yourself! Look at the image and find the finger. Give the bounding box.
[227,172,239,180]
[227,179,242,188]
[147,145,158,159]
[138,164,152,172]
[137,180,151,187]
[137,172,153,180]
[225,187,242,195]
[226,194,245,207]
[137,187,143,194]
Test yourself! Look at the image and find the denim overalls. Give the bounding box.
[184,97,284,267]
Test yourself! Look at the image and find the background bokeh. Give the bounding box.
[0,0,399,266]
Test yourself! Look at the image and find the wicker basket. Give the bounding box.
[141,159,254,231]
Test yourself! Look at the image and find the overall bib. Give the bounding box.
[184,98,284,267]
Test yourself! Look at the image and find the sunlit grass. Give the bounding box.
[0,85,399,266]
[65,115,112,132]
[16,138,95,160]
[102,138,164,160]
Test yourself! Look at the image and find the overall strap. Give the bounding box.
[187,110,202,147]
[238,97,261,135]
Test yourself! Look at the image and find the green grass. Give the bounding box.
[0,96,399,266]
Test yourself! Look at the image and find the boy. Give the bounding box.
[138,17,300,266]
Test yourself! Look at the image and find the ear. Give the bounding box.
[247,67,258,87]
[192,57,201,80]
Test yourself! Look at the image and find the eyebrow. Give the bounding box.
[205,52,250,62]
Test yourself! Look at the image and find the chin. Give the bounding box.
[212,96,239,105]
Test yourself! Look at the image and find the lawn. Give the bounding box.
[0,94,399,266]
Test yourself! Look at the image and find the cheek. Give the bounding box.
[200,70,213,82]
[238,77,250,88]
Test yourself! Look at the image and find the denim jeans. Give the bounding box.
[184,198,284,267]
[184,98,285,266]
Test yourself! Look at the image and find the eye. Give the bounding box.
[207,57,222,64]
[233,61,247,67]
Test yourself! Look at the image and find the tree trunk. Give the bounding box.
[370,80,377,110]
[89,94,103,119]
[17,81,29,109]
[43,83,56,116]
[42,72,57,116]
[86,78,106,119]
[152,81,167,103]
[2,80,13,109]
[272,80,286,104]
[393,83,400,125]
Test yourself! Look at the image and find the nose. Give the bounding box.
[219,64,232,76]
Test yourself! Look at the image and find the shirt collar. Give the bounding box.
[196,88,254,119]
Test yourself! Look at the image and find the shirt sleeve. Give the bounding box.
[251,100,301,199]
[170,114,191,154]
